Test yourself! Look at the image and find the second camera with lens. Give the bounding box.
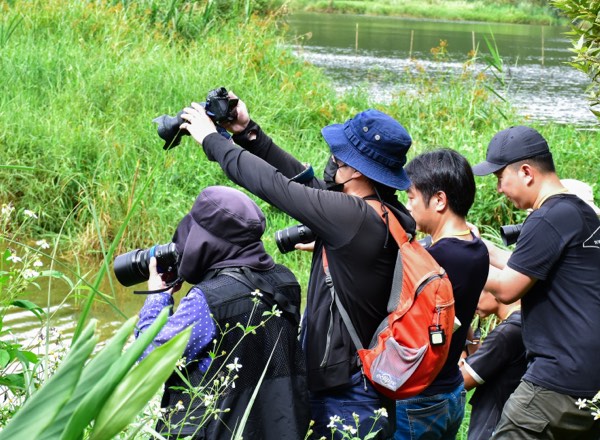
[153,86,238,150]
[500,223,523,246]
[275,224,316,254]
[113,243,179,287]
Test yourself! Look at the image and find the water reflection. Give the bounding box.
[285,13,598,126]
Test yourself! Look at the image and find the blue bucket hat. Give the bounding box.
[321,109,412,190]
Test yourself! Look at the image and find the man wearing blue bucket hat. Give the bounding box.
[181,95,417,439]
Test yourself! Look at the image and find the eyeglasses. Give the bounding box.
[332,156,348,170]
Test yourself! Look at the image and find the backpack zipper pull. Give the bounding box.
[361,366,368,391]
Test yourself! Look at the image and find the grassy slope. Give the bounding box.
[0,0,598,267]
[288,0,564,25]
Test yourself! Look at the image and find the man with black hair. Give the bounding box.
[394,148,489,439]
[135,186,310,439]
[472,125,600,439]
[180,95,417,439]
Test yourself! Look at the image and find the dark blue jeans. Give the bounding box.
[310,371,396,439]
[395,383,466,440]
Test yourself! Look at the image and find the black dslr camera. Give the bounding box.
[500,223,523,246]
[153,87,239,150]
[275,224,316,254]
[113,243,179,287]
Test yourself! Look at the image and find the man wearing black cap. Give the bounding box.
[180,95,417,438]
[472,126,600,439]
[135,186,310,439]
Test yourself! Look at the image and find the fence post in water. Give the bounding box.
[541,26,545,66]
[472,31,476,54]
[409,30,414,59]
[355,23,359,52]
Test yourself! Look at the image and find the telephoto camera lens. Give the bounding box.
[500,223,523,247]
[113,243,179,287]
[275,224,316,254]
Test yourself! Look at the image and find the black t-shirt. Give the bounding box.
[422,235,489,395]
[203,125,417,391]
[507,194,600,397]
[463,312,526,440]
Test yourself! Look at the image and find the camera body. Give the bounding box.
[275,224,316,254]
[153,86,239,150]
[500,223,523,246]
[113,243,179,287]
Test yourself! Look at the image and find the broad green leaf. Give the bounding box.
[10,299,46,320]
[90,325,191,440]
[15,350,38,365]
[0,349,9,368]
[0,321,98,440]
[0,373,25,389]
[38,316,138,440]
[60,308,170,440]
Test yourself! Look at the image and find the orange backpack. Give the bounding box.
[323,199,455,400]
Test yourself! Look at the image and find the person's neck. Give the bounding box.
[498,302,521,321]
[532,176,566,210]
[430,215,471,245]
[345,178,377,199]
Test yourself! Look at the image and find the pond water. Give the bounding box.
[285,12,599,126]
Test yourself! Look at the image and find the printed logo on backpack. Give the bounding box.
[323,199,455,400]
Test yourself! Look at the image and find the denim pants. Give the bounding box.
[310,371,396,440]
[395,383,466,440]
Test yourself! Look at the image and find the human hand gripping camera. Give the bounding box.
[153,87,241,150]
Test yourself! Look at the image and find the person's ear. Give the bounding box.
[433,191,447,212]
[519,164,535,186]
[351,168,363,179]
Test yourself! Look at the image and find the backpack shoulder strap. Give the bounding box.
[322,250,365,352]
[364,199,409,246]
[216,267,300,325]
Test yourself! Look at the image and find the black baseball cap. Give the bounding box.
[472,126,550,176]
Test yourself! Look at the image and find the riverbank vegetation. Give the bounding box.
[288,0,565,25]
[1,0,599,436]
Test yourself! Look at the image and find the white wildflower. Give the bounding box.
[374,407,389,418]
[175,400,185,411]
[593,390,600,403]
[1,203,14,218]
[203,394,215,406]
[592,410,600,420]
[33,260,43,267]
[226,357,242,372]
[7,254,22,263]
[175,357,187,370]
[327,415,341,428]
[272,308,282,318]
[23,210,38,219]
[576,398,588,409]
[36,239,50,249]
[251,289,263,297]
[22,269,39,279]
[352,412,359,423]
[343,425,357,435]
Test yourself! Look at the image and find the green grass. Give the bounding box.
[288,0,565,25]
[1,0,598,289]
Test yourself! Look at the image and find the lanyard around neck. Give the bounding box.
[430,229,471,246]
[534,188,569,210]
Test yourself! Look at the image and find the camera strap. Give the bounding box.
[133,277,183,295]
[216,267,300,325]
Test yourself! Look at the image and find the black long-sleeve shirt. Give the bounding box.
[202,122,415,391]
